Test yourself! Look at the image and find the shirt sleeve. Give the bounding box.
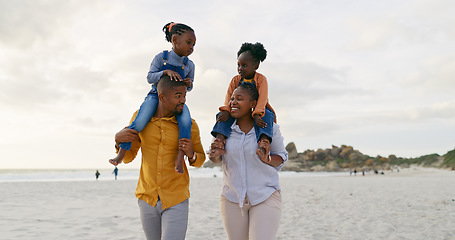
[186,60,195,92]
[252,74,268,117]
[122,111,142,164]
[269,124,288,171]
[189,120,206,167]
[219,76,239,112]
[147,53,164,84]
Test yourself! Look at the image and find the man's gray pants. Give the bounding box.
[138,198,189,240]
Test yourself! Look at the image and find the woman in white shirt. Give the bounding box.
[209,83,288,240]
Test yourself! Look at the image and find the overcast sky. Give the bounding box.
[1,0,454,169]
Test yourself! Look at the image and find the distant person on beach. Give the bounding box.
[111,76,206,240]
[211,42,277,157]
[209,84,288,240]
[112,167,118,180]
[109,22,196,174]
[95,170,100,180]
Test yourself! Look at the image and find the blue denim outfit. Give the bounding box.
[120,51,192,150]
[211,80,275,142]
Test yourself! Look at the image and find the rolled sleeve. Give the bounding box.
[270,124,288,171]
[189,120,206,167]
[119,111,142,164]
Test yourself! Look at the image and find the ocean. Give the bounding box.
[0,167,347,183]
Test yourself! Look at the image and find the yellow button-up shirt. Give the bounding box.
[122,111,206,209]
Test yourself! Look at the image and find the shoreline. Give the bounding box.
[0,165,452,182]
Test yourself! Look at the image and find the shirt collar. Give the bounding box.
[230,120,255,135]
[169,49,186,63]
[151,115,178,124]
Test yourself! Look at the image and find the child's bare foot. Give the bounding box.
[175,150,184,174]
[109,148,125,166]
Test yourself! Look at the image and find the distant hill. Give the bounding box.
[282,143,455,172]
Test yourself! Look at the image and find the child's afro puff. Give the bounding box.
[237,42,267,62]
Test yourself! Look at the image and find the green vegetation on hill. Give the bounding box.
[389,154,441,167]
[442,148,455,167]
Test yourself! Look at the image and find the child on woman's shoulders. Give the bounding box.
[211,42,276,158]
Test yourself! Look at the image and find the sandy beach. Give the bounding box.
[1,167,455,240]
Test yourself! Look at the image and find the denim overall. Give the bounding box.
[119,51,192,150]
[211,78,275,142]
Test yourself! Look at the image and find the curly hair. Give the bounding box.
[237,82,259,101]
[162,22,194,42]
[237,42,267,62]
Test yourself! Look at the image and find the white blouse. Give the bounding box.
[221,122,288,208]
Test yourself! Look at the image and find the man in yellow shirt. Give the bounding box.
[111,75,206,239]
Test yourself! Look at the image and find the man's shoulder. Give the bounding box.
[190,118,198,125]
[190,118,201,130]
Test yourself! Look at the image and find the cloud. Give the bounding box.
[0,1,82,48]
[400,55,455,93]
[1,0,455,169]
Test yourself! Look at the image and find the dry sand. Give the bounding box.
[1,167,455,240]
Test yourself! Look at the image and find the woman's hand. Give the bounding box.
[164,70,183,81]
[209,138,226,163]
[257,138,271,163]
[257,139,284,167]
[254,114,267,128]
[217,111,230,122]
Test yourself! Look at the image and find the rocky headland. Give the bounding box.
[204,143,455,172]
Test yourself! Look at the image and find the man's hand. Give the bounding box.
[164,70,183,81]
[178,138,194,159]
[254,114,267,128]
[115,127,139,146]
[217,111,230,122]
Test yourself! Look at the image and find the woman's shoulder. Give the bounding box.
[272,122,282,131]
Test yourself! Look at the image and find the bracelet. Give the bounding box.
[267,155,272,163]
